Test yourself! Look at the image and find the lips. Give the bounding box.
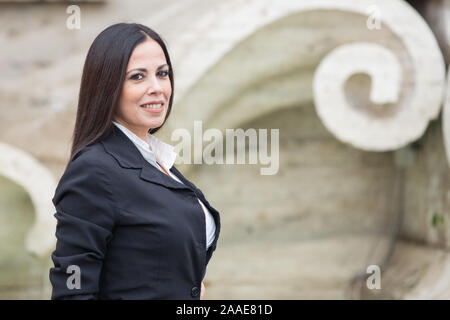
[140,100,165,107]
[140,101,165,113]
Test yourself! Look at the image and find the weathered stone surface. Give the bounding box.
[1,0,450,300]
[0,143,56,258]
[0,175,53,299]
[421,0,450,64]
[443,69,450,173]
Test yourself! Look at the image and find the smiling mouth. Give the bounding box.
[140,103,164,109]
[140,102,165,113]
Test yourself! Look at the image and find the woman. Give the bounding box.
[49,23,221,300]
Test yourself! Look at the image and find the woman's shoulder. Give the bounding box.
[69,141,117,172]
[53,142,117,206]
[52,141,118,227]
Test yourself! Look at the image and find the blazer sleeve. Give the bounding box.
[49,155,116,300]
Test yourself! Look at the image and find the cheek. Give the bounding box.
[164,81,172,98]
[117,86,142,118]
[122,83,146,103]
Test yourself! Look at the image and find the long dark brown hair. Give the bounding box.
[68,23,174,164]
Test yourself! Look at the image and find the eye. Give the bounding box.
[158,70,170,78]
[130,73,144,81]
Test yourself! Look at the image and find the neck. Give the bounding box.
[113,120,149,143]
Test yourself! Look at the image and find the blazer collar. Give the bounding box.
[101,125,192,191]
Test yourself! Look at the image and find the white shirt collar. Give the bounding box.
[112,121,177,171]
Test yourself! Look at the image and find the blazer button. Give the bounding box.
[191,286,200,298]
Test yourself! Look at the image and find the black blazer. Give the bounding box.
[49,125,221,300]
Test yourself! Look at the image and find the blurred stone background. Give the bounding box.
[1,0,450,299]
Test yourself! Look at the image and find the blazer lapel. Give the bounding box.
[101,125,191,191]
[140,162,192,191]
[169,166,199,191]
[170,165,220,219]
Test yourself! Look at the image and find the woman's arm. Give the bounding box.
[49,155,116,299]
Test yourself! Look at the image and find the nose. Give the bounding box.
[145,75,163,95]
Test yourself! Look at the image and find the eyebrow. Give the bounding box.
[126,64,169,75]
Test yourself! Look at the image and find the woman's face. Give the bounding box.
[114,37,172,141]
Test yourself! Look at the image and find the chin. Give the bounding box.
[146,120,165,130]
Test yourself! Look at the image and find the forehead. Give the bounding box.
[127,38,167,68]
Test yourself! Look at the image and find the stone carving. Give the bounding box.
[422,0,450,63]
[169,0,445,151]
[0,0,448,300]
[443,69,450,164]
[313,43,402,150]
[0,143,56,258]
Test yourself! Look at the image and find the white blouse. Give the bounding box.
[112,121,216,249]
